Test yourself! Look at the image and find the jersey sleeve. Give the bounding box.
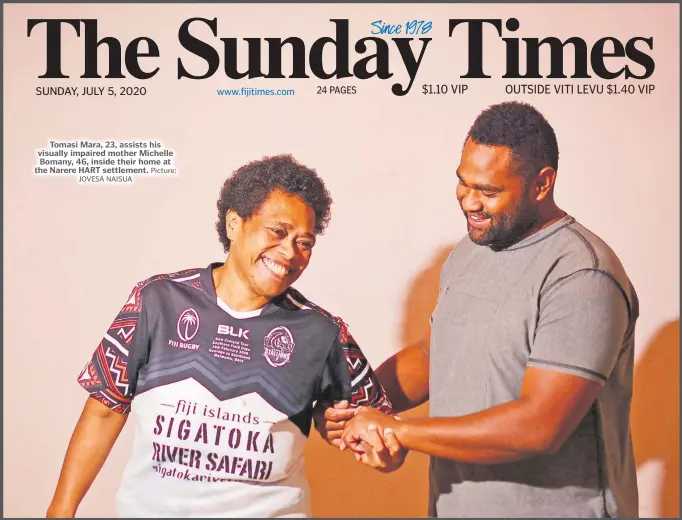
[76,283,151,414]
[317,318,393,413]
[528,269,631,385]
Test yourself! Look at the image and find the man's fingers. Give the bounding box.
[341,427,366,453]
[333,400,350,409]
[382,427,403,456]
[357,441,388,470]
[341,432,361,452]
[360,451,376,466]
[341,420,406,473]
[364,424,388,455]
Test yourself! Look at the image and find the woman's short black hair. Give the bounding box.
[216,154,333,252]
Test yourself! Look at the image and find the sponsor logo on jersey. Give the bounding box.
[263,326,296,368]
[217,324,249,340]
[177,308,200,341]
[169,308,202,351]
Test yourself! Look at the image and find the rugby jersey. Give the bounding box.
[78,263,391,517]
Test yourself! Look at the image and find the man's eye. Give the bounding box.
[270,228,286,238]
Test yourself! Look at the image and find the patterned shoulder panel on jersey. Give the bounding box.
[332,317,392,413]
[283,288,393,414]
[77,269,203,414]
[77,286,146,413]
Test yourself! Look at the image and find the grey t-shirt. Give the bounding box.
[429,215,639,518]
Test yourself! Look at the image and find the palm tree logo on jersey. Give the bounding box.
[177,308,200,342]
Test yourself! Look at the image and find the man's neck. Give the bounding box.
[521,205,567,240]
[212,260,268,312]
[490,204,566,251]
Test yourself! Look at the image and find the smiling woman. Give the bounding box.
[212,156,333,308]
[225,190,316,300]
[214,158,327,306]
[46,154,401,519]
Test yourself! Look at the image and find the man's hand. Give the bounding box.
[342,407,407,472]
[313,400,357,448]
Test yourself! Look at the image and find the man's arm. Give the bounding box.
[318,247,453,428]
[313,317,406,471]
[47,398,128,517]
[376,250,455,413]
[316,247,450,443]
[313,318,392,435]
[343,269,632,463]
[375,338,430,414]
[348,366,601,463]
[315,336,430,441]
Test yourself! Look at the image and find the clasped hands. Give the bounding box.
[313,401,407,472]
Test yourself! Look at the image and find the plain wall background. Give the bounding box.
[4,3,679,517]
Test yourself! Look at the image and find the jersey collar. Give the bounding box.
[201,262,289,318]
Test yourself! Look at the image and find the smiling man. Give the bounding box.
[317,101,640,518]
[47,154,401,518]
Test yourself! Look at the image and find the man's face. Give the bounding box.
[456,138,537,247]
[227,189,316,300]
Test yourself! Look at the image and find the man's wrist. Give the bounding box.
[47,500,77,518]
[390,417,412,448]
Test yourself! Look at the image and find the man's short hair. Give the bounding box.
[216,154,333,252]
[468,101,559,177]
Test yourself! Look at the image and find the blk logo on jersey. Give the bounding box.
[263,326,296,368]
[177,309,200,342]
[217,325,249,340]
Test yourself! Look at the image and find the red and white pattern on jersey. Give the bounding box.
[78,325,134,413]
[114,317,137,344]
[332,317,392,413]
[120,284,144,314]
[285,288,393,414]
[78,269,208,414]
[78,269,205,413]
[78,277,150,413]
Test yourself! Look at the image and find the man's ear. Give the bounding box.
[533,167,557,202]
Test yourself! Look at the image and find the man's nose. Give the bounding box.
[460,189,483,213]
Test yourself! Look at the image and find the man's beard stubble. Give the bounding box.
[468,201,538,250]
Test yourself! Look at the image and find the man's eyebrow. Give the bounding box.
[456,171,503,192]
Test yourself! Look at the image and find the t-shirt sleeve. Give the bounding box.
[317,318,393,413]
[528,269,631,385]
[76,283,151,414]
[430,248,456,326]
